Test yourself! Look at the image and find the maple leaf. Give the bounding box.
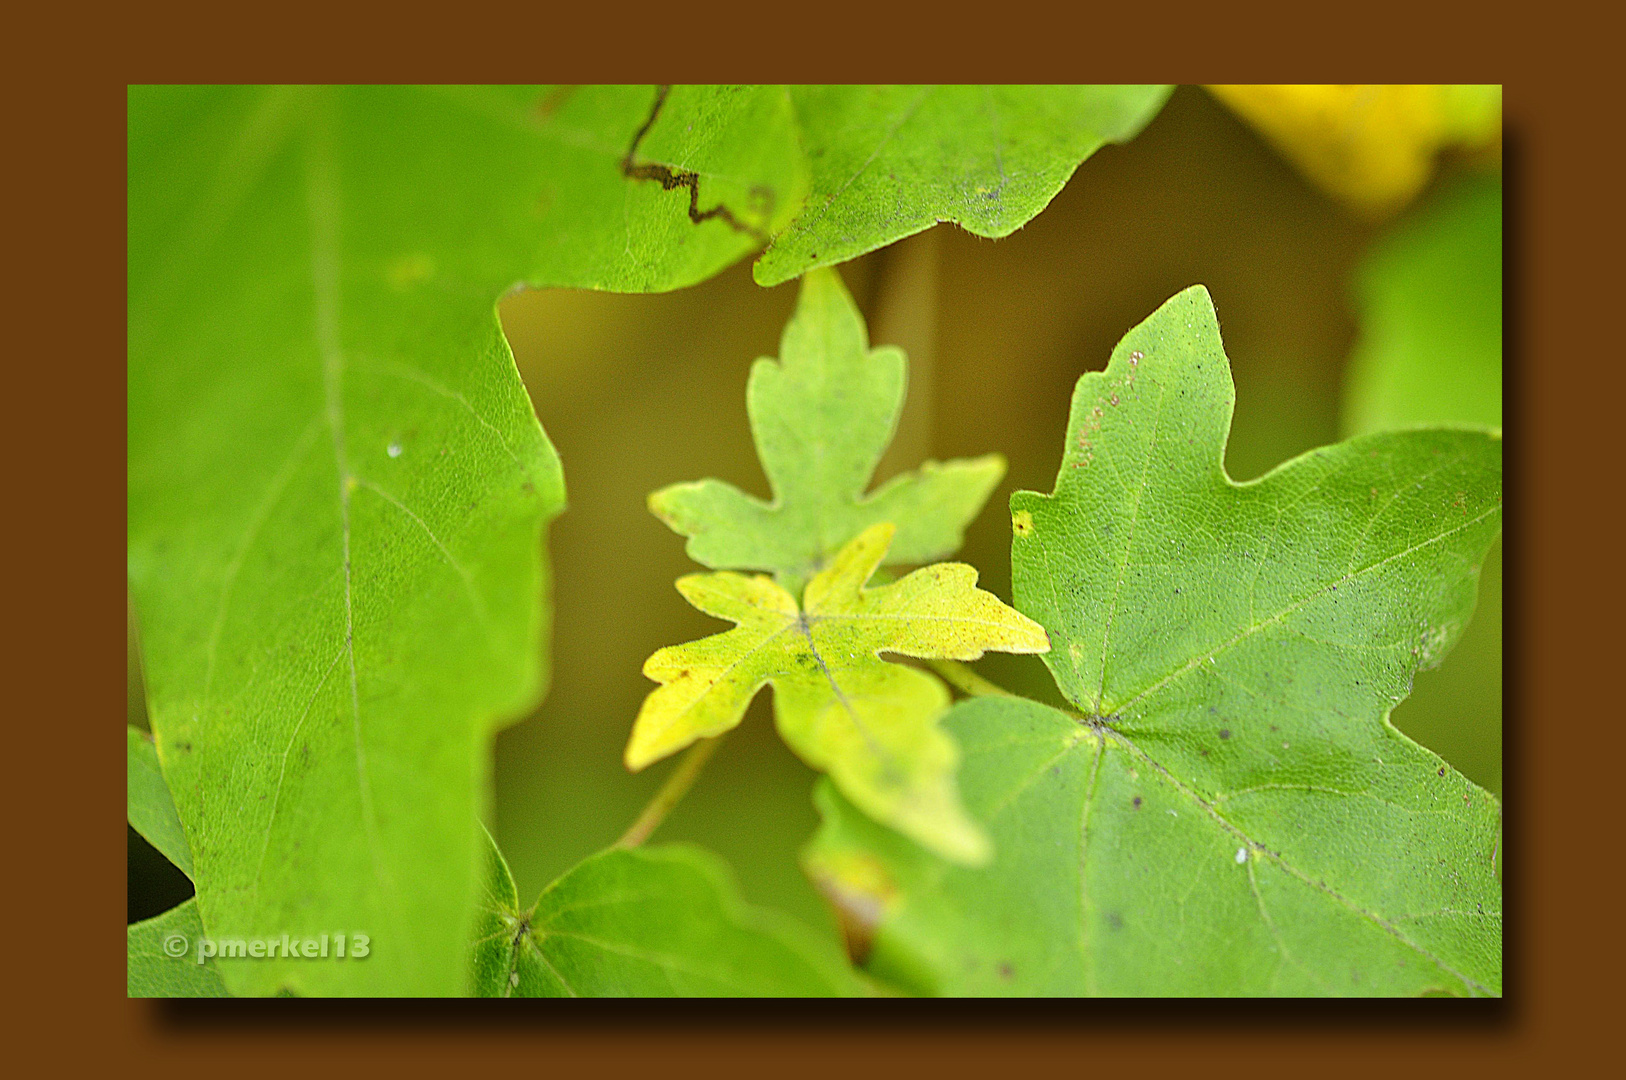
[626,522,1049,865]
[649,267,1005,595]
[470,826,862,997]
[803,286,1503,996]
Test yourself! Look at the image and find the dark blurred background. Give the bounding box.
[130,86,1501,937]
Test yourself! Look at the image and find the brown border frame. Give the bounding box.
[16,2,1614,1072]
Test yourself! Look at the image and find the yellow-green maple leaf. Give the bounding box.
[626,522,1049,865]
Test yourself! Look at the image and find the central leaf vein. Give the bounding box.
[307,118,393,914]
[1095,378,1168,712]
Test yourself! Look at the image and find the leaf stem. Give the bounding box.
[615,737,722,849]
[927,658,1014,698]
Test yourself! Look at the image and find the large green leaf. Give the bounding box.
[807,287,1502,995]
[650,267,1004,595]
[128,725,193,878]
[133,87,639,996]
[471,828,861,997]
[754,86,1172,285]
[128,900,231,998]
[1343,171,1502,435]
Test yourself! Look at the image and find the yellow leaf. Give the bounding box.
[1208,84,1501,218]
[626,523,1049,864]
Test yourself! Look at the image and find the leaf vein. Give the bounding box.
[360,355,525,466]
[1077,736,1106,996]
[1105,730,1491,995]
[307,117,397,924]
[1108,503,1501,717]
[354,477,493,637]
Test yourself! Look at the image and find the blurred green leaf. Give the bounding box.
[651,267,1004,595]
[627,523,1047,864]
[1343,172,1502,435]
[755,86,1172,284]
[128,900,231,998]
[471,827,862,996]
[808,288,1502,995]
[130,86,605,996]
[127,726,193,878]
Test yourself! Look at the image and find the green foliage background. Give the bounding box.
[129,86,1500,984]
[447,87,1499,938]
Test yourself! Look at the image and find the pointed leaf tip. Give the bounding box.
[649,257,1004,586]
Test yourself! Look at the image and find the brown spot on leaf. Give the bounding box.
[534,85,577,121]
